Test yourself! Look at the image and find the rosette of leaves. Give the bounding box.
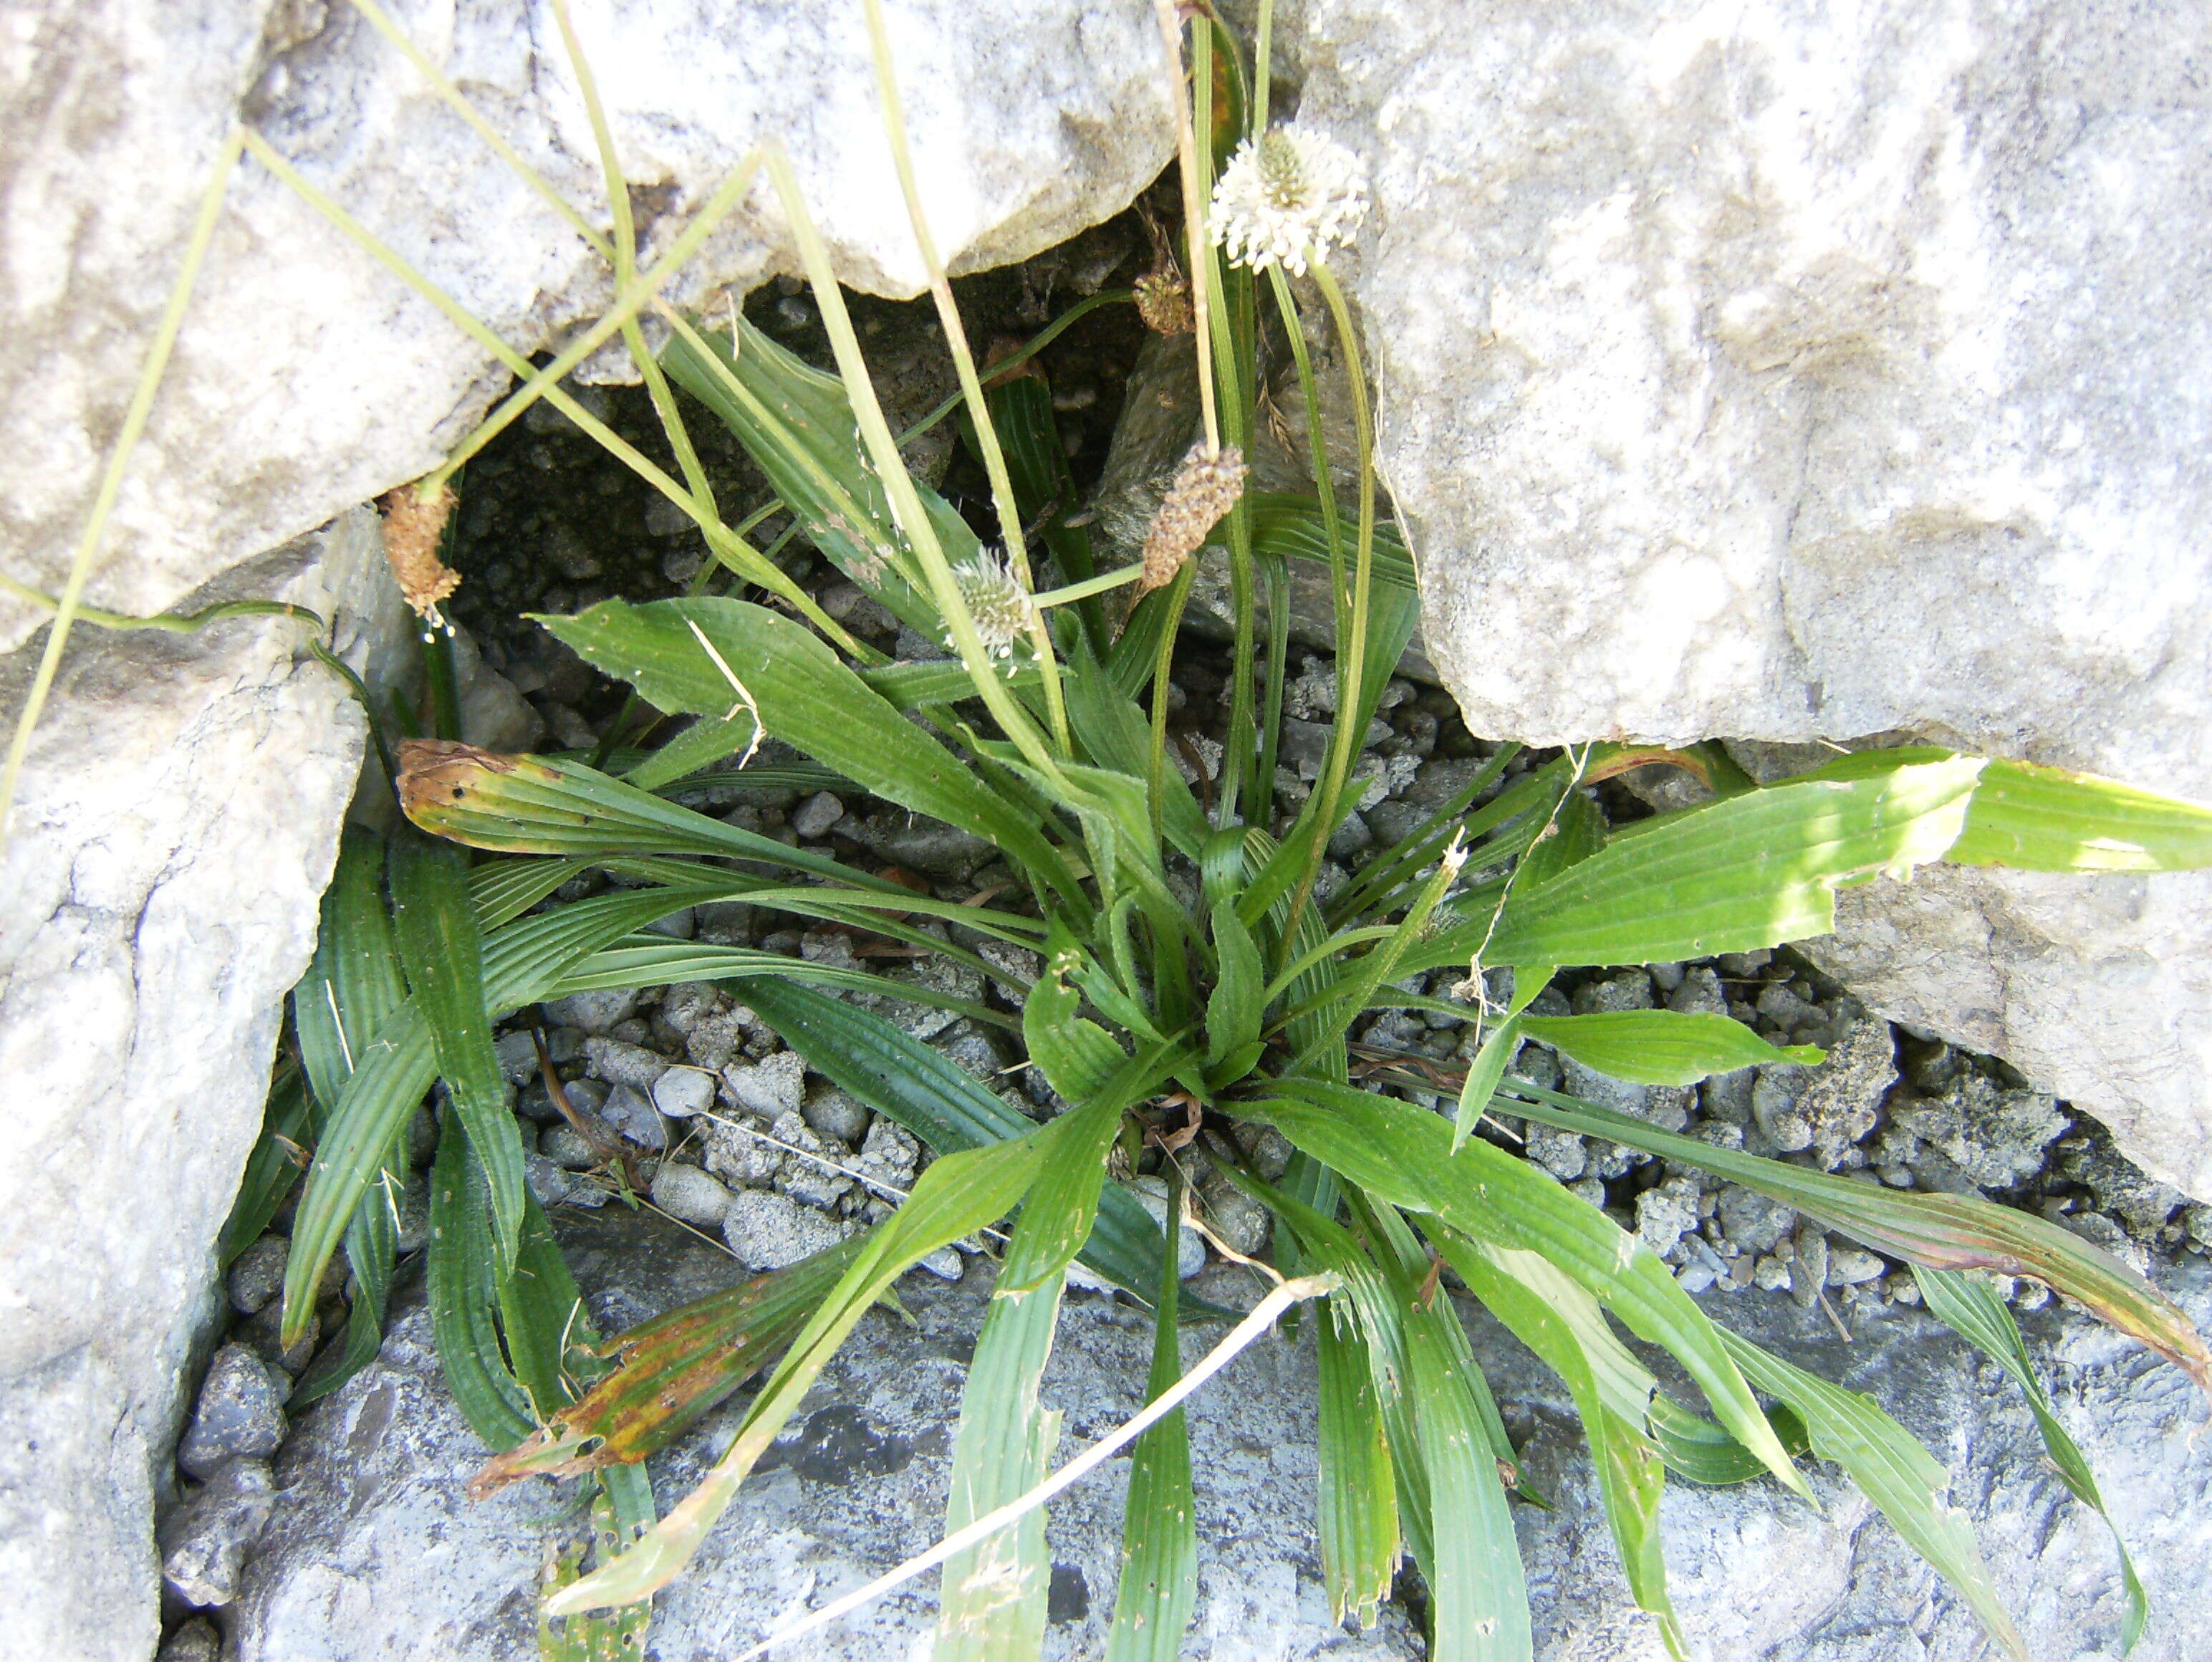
[226,8,2212,1661]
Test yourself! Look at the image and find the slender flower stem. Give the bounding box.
[862,0,1070,755]
[1032,566,1144,609]
[1276,258,1376,959]
[1154,0,1221,457]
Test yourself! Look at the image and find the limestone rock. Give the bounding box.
[228,1208,2212,1661]
[1293,0,2212,1201]
[1,0,1175,655]
[0,507,386,1662]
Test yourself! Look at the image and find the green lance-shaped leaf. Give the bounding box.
[1430,1230,1679,1658]
[468,855,587,931]
[1204,898,1264,1072]
[1914,1267,2149,1653]
[1105,1176,1198,1662]
[1453,965,1552,1153]
[1024,921,1127,1104]
[539,597,1084,907]
[736,978,1190,1310]
[218,1063,314,1267]
[282,878,743,1346]
[287,825,413,1401]
[620,709,761,792]
[1245,491,1419,591]
[1313,1305,1400,1630]
[1458,756,1985,971]
[935,1081,1133,1660]
[660,310,959,635]
[289,1161,399,1411]
[1403,1290,1533,1662]
[544,1113,1070,1615]
[293,827,407,1115]
[426,1122,534,1449]
[1251,1081,1809,1499]
[472,1241,862,1495]
[1519,1010,1824,1087]
[1511,785,1605,893]
[1792,746,2212,873]
[1719,1328,2029,1662]
[388,830,525,1269]
[1497,1080,2212,1404]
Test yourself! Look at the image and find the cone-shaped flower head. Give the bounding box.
[1210,125,1368,277]
[946,547,1035,668]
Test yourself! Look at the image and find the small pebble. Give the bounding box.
[1827,1246,1887,1287]
[177,1346,287,1481]
[584,1037,671,1092]
[650,1161,734,1228]
[157,1618,222,1662]
[600,1082,668,1150]
[542,989,639,1034]
[801,1085,872,1145]
[724,1188,857,1271]
[915,1245,966,1282]
[791,791,846,840]
[653,1067,718,1118]
[540,1125,601,1170]
[724,1050,807,1118]
[160,1456,276,1607]
[226,1235,289,1317]
[526,1152,608,1209]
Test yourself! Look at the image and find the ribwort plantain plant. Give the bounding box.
[151,4,2212,1660]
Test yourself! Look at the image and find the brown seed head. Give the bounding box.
[1137,443,1247,595]
[1133,269,1193,336]
[382,483,460,619]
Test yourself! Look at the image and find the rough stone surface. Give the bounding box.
[648,1161,733,1230]
[0,0,1176,655]
[175,1344,287,1481]
[1815,865,2212,1201]
[1295,0,2212,1203]
[159,1456,276,1608]
[230,1208,2212,1661]
[0,508,386,1662]
[722,1187,857,1272]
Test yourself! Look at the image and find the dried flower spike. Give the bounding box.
[382,483,460,621]
[1134,269,1194,336]
[1210,125,1368,277]
[946,547,1035,670]
[1138,442,1247,595]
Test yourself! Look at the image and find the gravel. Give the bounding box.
[541,989,639,1034]
[176,1346,287,1481]
[723,1188,858,1271]
[652,1066,718,1119]
[722,1049,806,1118]
[791,791,846,840]
[225,1236,289,1317]
[598,1082,667,1151]
[160,1456,276,1607]
[650,1162,735,1229]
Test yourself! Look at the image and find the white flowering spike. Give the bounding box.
[946,548,1034,671]
[1210,125,1368,277]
